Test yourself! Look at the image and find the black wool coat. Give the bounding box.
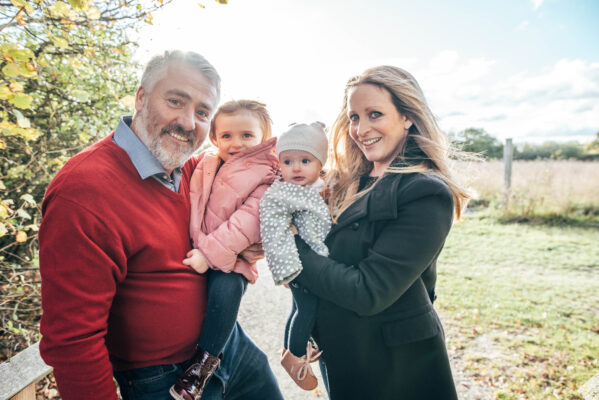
[294,172,459,400]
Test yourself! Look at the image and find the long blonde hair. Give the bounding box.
[327,65,469,221]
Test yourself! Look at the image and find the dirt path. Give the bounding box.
[238,261,494,400]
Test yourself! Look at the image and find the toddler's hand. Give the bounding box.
[240,243,264,264]
[183,249,209,274]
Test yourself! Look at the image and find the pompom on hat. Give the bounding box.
[276,122,328,166]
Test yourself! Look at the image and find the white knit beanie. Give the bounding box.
[276,122,328,165]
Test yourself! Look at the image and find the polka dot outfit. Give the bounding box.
[260,180,331,285]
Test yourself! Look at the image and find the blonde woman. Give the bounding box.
[291,65,468,399]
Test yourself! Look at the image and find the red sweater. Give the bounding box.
[39,135,207,400]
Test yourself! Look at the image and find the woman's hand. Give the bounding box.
[289,223,298,235]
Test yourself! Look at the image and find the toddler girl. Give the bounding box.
[260,122,331,391]
[171,100,279,400]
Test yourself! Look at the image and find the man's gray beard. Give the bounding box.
[135,112,196,172]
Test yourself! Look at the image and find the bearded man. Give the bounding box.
[38,50,283,400]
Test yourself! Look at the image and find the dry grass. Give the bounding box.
[453,160,599,221]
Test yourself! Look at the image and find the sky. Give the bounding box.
[134,0,599,144]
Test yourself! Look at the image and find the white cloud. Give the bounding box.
[132,4,597,143]
[531,0,544,10]
[423,52,599,142]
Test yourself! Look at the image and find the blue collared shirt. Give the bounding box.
[113,116,182,192]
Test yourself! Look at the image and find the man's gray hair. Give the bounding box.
[140,50,221,100]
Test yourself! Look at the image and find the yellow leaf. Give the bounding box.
[70,58,82,69]
[86,5,100,19]
[0,140,5,150]
[37,55,49,67]
[6,48,34,62]
[9,82,24,92]
[0,204,8,219]
[50,1,75,19]
[10,0,33,13]
[111,48,122,54]
[68,0,89,11]
[19,62,37,77]
[0,121,17,130]
[0,180,5,189]
[0,86,12,100]
[60,18,76,30]
[2,63,20,78]
[8,93,33,109]
[50,35,69,49]
[14,127,41,141]
[0,224,7,237]
[16,230,27,242]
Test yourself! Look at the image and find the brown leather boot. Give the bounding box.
[169,348,221,400]
[280,342,322,391]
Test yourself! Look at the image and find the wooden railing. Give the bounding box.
[0,343,52,400]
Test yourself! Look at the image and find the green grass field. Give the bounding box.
[437,212,599,399]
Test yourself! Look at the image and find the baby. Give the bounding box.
[260,122,331,391]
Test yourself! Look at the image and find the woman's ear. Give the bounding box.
[404,118,413,131]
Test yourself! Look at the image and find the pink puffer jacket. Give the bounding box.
[189,138,279,283]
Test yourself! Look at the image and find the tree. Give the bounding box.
[515,141,585,160]
[553,141,584,159]
[451,127,504,159]
[0,0,183,359]
[586,132,599,152]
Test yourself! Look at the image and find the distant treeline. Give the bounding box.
[450,128,599,160]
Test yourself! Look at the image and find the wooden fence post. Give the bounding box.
[503,138,513,210]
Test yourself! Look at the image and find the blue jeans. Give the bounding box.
[114,322,283,400]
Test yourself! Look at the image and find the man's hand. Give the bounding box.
[239,243,264,264]
[183,249,209,274]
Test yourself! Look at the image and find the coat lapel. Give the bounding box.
[328,193,369,235]
[328,173,405,236]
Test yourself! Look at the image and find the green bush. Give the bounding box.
[451,127,504,159]
[0,0,174,360]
